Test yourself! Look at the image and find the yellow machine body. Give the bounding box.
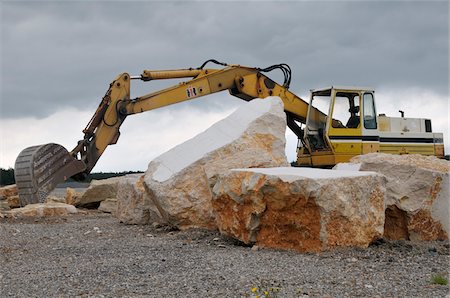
[296,86,445,167]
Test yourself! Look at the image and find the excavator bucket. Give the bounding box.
[14,143,86,206]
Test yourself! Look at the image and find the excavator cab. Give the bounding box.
[298,86,378,167]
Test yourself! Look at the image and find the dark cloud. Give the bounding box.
[1,1,448,118]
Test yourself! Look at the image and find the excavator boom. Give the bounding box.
[14,60,315,206]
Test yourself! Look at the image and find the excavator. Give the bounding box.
[14,60,445,206]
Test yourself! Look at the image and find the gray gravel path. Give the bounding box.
[1,212,449,297]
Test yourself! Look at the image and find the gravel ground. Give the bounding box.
[1,211,449,297]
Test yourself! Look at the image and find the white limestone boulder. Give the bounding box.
[212,167,386,252]
[337,153,449,241]
[119,97,289,229]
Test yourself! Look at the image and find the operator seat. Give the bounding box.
[346,106,360,128]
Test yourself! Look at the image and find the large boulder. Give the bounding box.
[117,97,290,229]
[336,153,449,241]
[212,167,386,252]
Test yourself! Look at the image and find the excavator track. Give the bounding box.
[14,143,86,206]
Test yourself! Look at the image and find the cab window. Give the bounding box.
[331,92,360,129]
[363,93,377,129]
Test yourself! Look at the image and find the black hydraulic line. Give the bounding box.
[197,60,292,89]
[197,59,228,70]
[102,100,123,127]
[257,64,292,89]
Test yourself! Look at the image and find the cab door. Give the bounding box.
[327,89,362,162]
[361,92,380,153]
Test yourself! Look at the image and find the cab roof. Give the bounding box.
[310,86,375,96]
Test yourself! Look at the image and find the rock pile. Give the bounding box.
[0,184,80,218]
[115,98,449,251]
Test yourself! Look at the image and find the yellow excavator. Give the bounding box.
[14,60,445,205]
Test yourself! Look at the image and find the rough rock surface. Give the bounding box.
[0,184,20,208]
[339,153,449,241]
[99,199,118,214]
[116,174,157,225]
[65,187,83,205]
[6,196,20,208]
[212,167,386,252]
[0,184,17,198]
[0,200,10,210]
[0,202,77,218]
[72,177,121,207]
[46,196,66,204]
[118,97,290,229]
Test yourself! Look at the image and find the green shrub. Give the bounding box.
[431,273,448,285]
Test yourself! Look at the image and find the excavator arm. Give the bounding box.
[14,60,323,205]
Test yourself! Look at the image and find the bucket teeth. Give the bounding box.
[14,143,86,206]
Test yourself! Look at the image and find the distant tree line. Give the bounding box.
[0,167,143,186]
[0,168,15,186]
[68,171,144,183]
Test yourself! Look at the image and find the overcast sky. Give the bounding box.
[1,1,448,172]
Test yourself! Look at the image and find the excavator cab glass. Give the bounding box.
[305,89,332,152]
[331,91,361,129]
[362,93,377,129]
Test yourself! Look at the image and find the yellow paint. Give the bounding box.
[380,144,435,155]
[434,144,445,158]
[95,73,131,155]
[330,141,361,155]
[333,154,356,164]
[311,154,336,167]
[296,155,312,166]
[362,142,380,154]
